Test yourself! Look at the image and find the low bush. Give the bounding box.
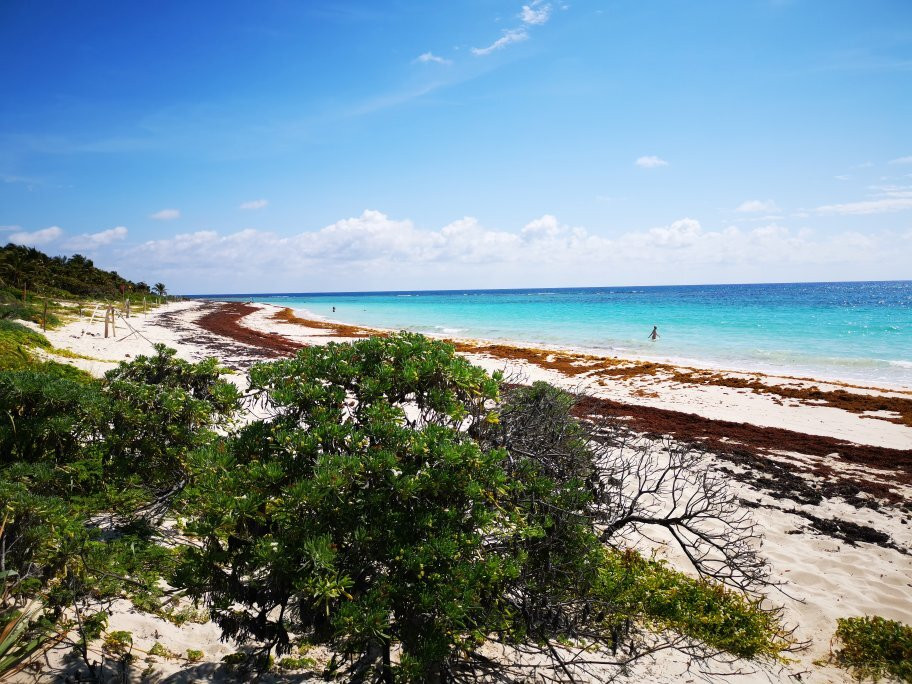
[597,549,790,660]
[832,616,912,682]
[277,655,317,670]
[0,319,51,369]
[148,642,176,659]
[0,367,105,467]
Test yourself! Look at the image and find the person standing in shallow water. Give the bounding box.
[648,325,659,341]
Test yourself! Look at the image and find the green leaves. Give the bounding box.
[2,329,793,681]
[0,365,104,469]
[832,616,912,682]
[178,334,515,678]
[102,344,240,493]
[0,346,241,680]
[0,604,47,678]
[594,549,791,661]
[248,333,500,430]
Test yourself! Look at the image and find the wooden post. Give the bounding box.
[42,298,48,331]
[104,306,117,338]
[143,297,146,315]
[125,299,131,318]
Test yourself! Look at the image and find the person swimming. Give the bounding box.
[648,326,659,341]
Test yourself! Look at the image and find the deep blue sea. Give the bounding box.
[199,282,912,387]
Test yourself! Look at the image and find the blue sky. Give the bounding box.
[2,0,911,292]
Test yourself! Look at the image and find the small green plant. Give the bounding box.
[102,630,132,655]
[831,616,912,682]
[148,641,176,659]
[102,630,133,659]
[277,655,317,670]
[185,648,204,662]
[0,606,46,678]
[596,549,791,660]
[0,319,52,370]
[159,605,210,627]
[221,652,248,666]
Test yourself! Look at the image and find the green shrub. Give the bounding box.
[176,335,790,682]
[102,344,240,493]
[0,367,105,467]
[596,549,791,660]
[832,616,912,682]
[277,655,316,670]
[158,605,209,627]
[185,648,204,662]
[0,319,50,369]
[0,300,53,327]
[0,482,90,602]
[148,642,176,659]
[177,334,511,681]
[102,630,133,658]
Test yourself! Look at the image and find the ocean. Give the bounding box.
[200,281,912,388]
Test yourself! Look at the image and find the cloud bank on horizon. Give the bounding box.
[10,206,908,293]
[1,1,910,290]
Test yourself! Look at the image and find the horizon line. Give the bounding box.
[181,278,911,298]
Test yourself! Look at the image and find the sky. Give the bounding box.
[1,0,911,293]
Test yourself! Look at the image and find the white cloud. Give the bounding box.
[415,52,452,65]
[239,199,269,210]
[64,226,128,250]
[520,2,552,25]
[121,209,904,292]
[643,218,703,247]
[635,155,668,168]
[150,208,180,220]
[735,199,779,213]
[1,174,39,186]
[888,155,912,165]
[471,29,529,56]
[870,184,912,198]
[816,198,912,214]
[9,226,62,247]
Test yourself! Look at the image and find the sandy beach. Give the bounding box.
[21,298,912,683]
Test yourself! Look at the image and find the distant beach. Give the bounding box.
[195,281,912,388]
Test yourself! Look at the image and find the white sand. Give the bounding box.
[15,300,912,683]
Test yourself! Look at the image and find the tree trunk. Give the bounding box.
[381,638,394,684]
[424,662,443,684]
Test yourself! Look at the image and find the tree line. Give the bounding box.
[0,243,165,300]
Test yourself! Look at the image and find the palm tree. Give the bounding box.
[153,283,167,303]
[0,250,32,300]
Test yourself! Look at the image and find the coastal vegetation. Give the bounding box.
[1,324,797,681]
[0,244,164,345]
[0,248,907,681]
[0,244,151,301]
[830,616,912,683]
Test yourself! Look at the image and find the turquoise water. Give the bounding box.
[202,282,912,387]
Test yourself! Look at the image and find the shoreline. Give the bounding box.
[195,301,912,448]
[202,296,912,393]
